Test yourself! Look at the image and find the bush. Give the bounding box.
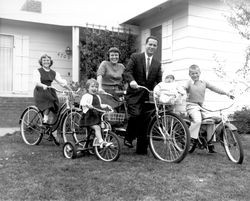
[230,106,250,134]
[79,28,137,84]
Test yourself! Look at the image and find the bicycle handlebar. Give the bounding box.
[91,106,114,113]
[47,86,80,94]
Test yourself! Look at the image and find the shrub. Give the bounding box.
[229,106,250,134]
[79,28,137,84]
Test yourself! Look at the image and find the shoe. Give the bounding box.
[208,144,216,153]
[124,140,133,148]
[98,141,112,149]
[102,141,113,148]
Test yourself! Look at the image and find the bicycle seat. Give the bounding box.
[202,117,221,124]
[114,90,126,96]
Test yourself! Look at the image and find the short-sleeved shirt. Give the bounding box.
[97,61,125,86]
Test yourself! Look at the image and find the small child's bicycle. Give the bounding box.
[62,107,121,162]
[19,87,81,146]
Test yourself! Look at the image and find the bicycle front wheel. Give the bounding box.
[222,127,244,164]
[149,112,190,163]
[20,107,43,145]
[94,131,121,162]
[62,110,82,143]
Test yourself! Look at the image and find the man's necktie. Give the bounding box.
[146,57,150,79]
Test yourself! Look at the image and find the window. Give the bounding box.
[0,34,14,92]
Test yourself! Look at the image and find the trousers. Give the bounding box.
[186,103,215,141]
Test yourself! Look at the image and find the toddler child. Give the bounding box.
[80,78,112,148]
[153,72,185,105]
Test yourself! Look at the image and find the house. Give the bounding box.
[0,0,249,126]
[0,0,132,127]
[0,0,86,126]
[121,0,249,109]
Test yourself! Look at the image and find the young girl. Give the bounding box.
[33,54,71,144]
[80,78,112,148]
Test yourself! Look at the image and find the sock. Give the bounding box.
[43,115,48,123]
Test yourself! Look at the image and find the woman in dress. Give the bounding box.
[97,47,125,108]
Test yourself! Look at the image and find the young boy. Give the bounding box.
[183,64,233,153]
[153,72,185,105]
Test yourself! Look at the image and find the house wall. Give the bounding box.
[183,0,249,107]
[133,0,249,109]
[0,19,72,97]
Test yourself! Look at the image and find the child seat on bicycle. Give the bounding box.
[153,72,185,105]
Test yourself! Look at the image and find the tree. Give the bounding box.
[225,0,250,79]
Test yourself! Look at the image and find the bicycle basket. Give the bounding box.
[104,113,126,123]
[58,93,75,107]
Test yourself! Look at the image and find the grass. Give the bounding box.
[0,132,249,201]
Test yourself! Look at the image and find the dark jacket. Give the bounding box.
[123,52,162,106]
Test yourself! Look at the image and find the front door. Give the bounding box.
[151,25,162,62]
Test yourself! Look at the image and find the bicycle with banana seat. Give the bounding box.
[62,107,121,162]
[184,101,244,164]
[19,87,82,146]
[184,80,249,164]
[97,85,191,163]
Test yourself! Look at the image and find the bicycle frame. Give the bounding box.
[19,88,80,132]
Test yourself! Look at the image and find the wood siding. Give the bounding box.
[0,19,72,96]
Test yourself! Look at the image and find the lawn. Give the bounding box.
[0,132,249,201]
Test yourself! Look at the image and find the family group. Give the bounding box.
[33,36,233,154]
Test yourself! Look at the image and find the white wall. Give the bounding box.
[0,19,72,96]
[131,0,250,109]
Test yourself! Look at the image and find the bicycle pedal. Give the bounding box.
[114,127,126,132]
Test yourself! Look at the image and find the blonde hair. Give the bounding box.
[189,64,200,72]
[85,78,99,90]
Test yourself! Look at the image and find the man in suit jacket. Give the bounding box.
[123,36,162,154]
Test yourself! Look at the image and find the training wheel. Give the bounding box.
[63,141,77,159]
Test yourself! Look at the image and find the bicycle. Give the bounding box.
[184,97,245,164]
[62,107,121,162]
[99,85,191,163]
[19,87,81,146]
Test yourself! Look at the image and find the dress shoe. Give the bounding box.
[124,140,133,148]
[208,144,216,153]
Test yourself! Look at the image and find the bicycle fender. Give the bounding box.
[60,108,82,126]
[225,122,237,131]
[19,105,40,124]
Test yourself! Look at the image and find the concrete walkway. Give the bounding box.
[0,127,19,137]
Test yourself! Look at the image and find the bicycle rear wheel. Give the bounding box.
[149,112,190,163]
[20,107,43,145]
[94,131,121,162]
[62,110,83,143]
[222,127,244,164]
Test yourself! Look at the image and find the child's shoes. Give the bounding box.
[93,139,113,148]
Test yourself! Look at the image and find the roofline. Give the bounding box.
[120,0,184,26]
